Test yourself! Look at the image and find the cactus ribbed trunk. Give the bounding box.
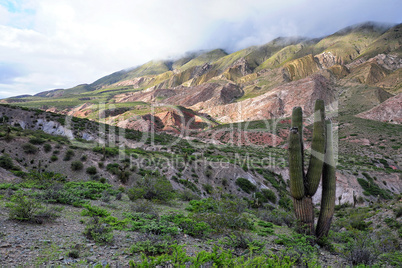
[293,196,314,234]
[316,120,336,239]
[287,100,336,240]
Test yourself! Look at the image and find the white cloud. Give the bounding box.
[0,0,401,98]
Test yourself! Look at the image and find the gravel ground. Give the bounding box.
[0,195,356,268]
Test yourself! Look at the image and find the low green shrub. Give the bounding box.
[256,209,295,227]
[394,205,402,218]
[126,212,179,235]
[260,189,277,203]
[186,198,218,213]
[106,163,120,174]
[128,244,296,267]
[384,217,401,229]
[127,176,175,202]
[29,137,45,145]
[202,183,213,194]
[0,154,19,171]
[39,181,112,206]
[343,236,378,266]
[22,143,38,154]
[81,204,111,218]
[101,216,129,230]
[71,161,83,171]
[274,232,317,266]
[63,149,75,161]
[93,146,119,157]
[178,189,200,201]
[357,178,392,199]
[68,250,80,259]
[130,234,175,256]
[235,178,256,193]
[221,232,264,252]
[83,217,114,245]
[173,214,212,238]
[43,143,52,153]
[177,179,200,194]
[86,166,97,175]
[7,192,42,222]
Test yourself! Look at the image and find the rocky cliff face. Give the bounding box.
[282,54,321,81]
[356,93,402,124]
[315,51,343,69]
[0,106,75,139]
[197,75,336,123]
[115,83,243,109]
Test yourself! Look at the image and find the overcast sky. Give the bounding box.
[0,0,401,98]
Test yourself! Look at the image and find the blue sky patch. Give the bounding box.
[0,62,23,84]
[0,0,19,13]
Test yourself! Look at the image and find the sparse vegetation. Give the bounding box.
[0,23,401,266]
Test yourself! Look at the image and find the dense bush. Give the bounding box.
[177,179,200,194]
[86,166,97,175]
[235,178,256,193]
[22,143,38,154]
[0,154,18,170]
[43,143,52,153]
[81,204,111,217]
[186,198,252,232]
[93,146,119,157]
[63,149,75,161]
[84,217,114,245]
[29,137,45,145]
[71,160,83,171]
[173,215,212,238]
[127,176,175,202]
[256,209,295,227]
[202,183,213,194]
[130,234,174,256]
[343,236,378,266]
[395,205,402,218]
[221,232,264,252]
[357,177,392,199]
[274,233,318,266]
[126,213,179,235]
[178,189,200,201]
[128,244,296,267]
[260,189,277,203]
[106,163,120,174]
[39,181,112,206]
[7,192,42,222]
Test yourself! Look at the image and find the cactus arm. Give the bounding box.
[316,120,336,239]
[306,100,326,196]
[289,130,305,199]
[289,107,305,199]
[291,107,304,170]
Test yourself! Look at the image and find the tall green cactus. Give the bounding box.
[288,100,336,238]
